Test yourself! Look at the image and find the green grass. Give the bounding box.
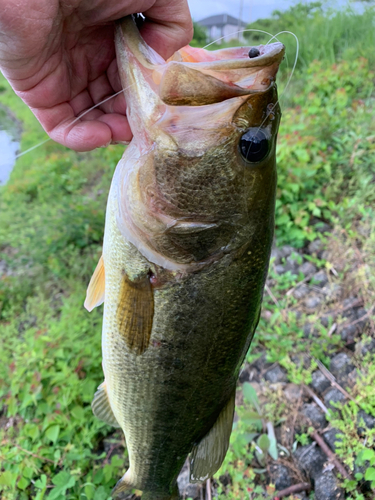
[244,2,375,71]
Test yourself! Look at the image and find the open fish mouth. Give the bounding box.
[112,17,285,273]
[115,17,285,109]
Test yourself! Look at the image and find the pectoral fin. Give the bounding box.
[117,274,154,355]
[189,390,235,483]
[84,256,105,311]
[91,382,120,428]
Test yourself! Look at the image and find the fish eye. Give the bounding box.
[239,128,270,164]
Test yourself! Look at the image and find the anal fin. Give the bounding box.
[189,390,235,483]
[84,255,105,311]
[91,382,120,428]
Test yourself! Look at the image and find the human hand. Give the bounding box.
[0,0,193,151]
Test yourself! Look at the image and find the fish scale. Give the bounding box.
[84,15,285,499]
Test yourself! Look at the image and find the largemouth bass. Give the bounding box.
[85,16,284,500]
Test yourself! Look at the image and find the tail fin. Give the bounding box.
[112,470,180,499]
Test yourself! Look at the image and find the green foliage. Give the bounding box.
[245,2,375,70]
[275,56,375,246]
[191,21,207,46]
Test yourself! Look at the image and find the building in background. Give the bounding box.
[197,14,247,43]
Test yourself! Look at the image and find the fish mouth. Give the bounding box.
[113,17,283,273]
[115,16,285,111]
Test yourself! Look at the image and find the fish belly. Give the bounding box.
[101,181,273,493]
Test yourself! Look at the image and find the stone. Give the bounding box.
[323,428,343,452]
[305,295,322,310]
[303,322,319,338]
[284,383,303,402]
[323,388,346,412]
[281,245,295,258]
[302,403,327,429]
[284,254,300,274]
[293,284,309,300]
[264,364,287,383]
[329,353,355,386]
[294,443,326,480]
[356,338,375,356]
[291,354,310,369]
[251,352,272,372]
[339,324,357,343]
[308,239,323,255]
[269,464,293,491]
[299,261,317,277]
[275,264,286,275]
[314,471,345,499]
[323,284,343,301]
[346,369,358,388]
[239,365,259,384]
[270,247,283,265]
[315,222,331,234]
[342,296,360,310]
[311,370,331,394]
[320,313,336,328]
[177,462,200,499]
[357,409,375,435]
[311,270,328,287]
[356,307,369,331]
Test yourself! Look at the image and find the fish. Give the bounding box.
[84,15,284,500]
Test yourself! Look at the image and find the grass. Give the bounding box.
[0,3,375,498]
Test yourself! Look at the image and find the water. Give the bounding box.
[0,106,20,185]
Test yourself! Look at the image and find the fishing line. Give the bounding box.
[14,138,51,159]
[3,28,298,168]
[242,30,299,162]
[197,27,299,163]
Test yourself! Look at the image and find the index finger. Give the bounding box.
[140,0,193,60]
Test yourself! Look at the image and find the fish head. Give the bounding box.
[115,17,284,271]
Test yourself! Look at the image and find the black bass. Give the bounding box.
[85,16,284,500]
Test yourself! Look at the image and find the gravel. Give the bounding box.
[311,370,331,394]
[308,239,323,255]
[305,295,322,310]
[329,352,355,385]
[264,364,287,383]
[311,270,329,287]
[323,388,346,412]
[299,261,317,276]
[357,409,375,434]
[314,471,345,500]
[270,463,293,491]
[294,443,326,480]
[302,403,327,429]
[323,428,343,453]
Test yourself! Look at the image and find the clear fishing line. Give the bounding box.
[3,28,298,168]
[197,28,300,163]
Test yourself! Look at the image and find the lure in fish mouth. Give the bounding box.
[85,16,284,500]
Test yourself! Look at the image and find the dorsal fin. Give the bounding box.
[84,256,105,311]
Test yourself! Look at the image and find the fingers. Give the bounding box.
[32,101,132,151]
[141,0,194,59]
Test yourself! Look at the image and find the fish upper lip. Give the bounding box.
[177,43,285,71]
